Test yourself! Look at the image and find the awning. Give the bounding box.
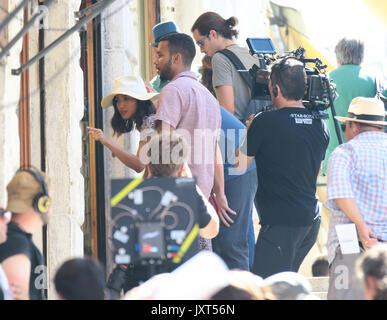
[361,0,387,28]
[268,0,335,72]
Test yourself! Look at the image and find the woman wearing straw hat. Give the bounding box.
[88,75,159,173]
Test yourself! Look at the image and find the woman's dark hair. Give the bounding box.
[191,12,239,40]
[200,55,216,97]
[111,96,156,137]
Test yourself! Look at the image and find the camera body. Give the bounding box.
[246,38,336,112]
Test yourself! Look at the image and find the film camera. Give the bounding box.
[246,38,337,112]
[245,37,343,142]
[107,177,200,296]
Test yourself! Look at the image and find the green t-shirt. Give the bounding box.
[322,64,376,175]
[150,75,169,93]
[151,72,202,93]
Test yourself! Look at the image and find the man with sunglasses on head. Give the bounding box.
[191,12,260,123]
[235,58,329,278]
[192,12,259,268]
[0,168,52,300]
[326,97,387,300]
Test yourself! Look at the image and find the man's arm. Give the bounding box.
[88,127,145,173]
[334,198,378,250]
[327,150,378,251]
[1,254,31,300]
[234,147,254,172]
[216,85,235,115]
[235,114,258,172]
[196,185,219,239]
[213,143,237,227]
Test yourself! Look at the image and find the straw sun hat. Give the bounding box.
[101,75,159,109]
[335,97,387,126]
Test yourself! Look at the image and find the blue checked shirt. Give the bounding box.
[326,131,387,264]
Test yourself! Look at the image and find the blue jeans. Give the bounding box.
[212,170,258,271]
[248,211,255,270]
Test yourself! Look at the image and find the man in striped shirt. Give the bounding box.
[326,97,387,300]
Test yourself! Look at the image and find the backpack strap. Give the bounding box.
[218,49,254,91]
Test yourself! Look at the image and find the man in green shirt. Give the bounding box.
[323,38,377,175]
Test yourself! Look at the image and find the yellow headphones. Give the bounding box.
[19,167,51,215]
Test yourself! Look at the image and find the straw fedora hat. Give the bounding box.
[335,97,387,126]
[101,75,159,109]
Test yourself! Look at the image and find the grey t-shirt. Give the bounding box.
[212,44,259,121]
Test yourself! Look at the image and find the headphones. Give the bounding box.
[272,86,279,98]
[18,167,51,215]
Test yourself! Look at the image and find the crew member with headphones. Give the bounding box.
[0,167,52,300]
[235,58,330,278]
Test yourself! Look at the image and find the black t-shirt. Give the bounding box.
[243,107,329,226]
[0,222,45,300]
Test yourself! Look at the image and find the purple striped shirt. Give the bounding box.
[155,71,221,199]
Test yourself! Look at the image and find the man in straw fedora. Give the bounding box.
[325,97,387,300]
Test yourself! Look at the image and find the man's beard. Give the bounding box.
[159,58,173,82]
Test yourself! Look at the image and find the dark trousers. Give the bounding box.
[248,210,255,270]
[212,170,258,271]
[252,216,321,278]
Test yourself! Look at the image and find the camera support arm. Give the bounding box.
[326,77,343,145]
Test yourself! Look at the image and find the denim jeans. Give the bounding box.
[212,170,258,270]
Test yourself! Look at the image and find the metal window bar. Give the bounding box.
[11,0,117,76]
[75,0,104,19]
[0,0,30,36]
[0,0,55,61]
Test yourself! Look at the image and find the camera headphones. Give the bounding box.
[272,86,279,98]
[18,167,51,215]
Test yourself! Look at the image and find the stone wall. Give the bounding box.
[101,0,140,276]
[43,0,84,299]
[0,0,23,209]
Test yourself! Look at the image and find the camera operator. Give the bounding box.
[235,58,329,278]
